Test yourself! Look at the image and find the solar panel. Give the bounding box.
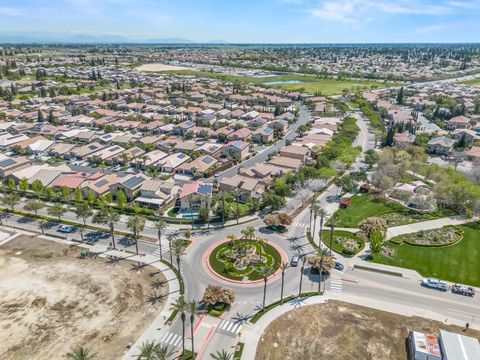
[123,176,144,188]
[0,158,16,168]
[178,153,186,159]
[197,183,212,196]
[88,145,98,150]
[110,146,120,152]
[202,156,214,164]
[95,179,108,187]
[264,127,274,134]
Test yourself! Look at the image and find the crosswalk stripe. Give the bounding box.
[161,332,182,347]
[218,320,242,334]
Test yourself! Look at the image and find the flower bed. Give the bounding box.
[389,226,463,247]
[320,230,365,257]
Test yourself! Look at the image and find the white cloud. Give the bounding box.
[303,0,479,24]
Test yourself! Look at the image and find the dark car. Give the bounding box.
[335,262,344,271]
[451,284,475,297]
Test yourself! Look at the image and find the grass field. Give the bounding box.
[150,69,397,95]
[331,193,456,228]
[458,78,480,87]
[371,222,480,286]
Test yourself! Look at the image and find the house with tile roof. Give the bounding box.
[178,181,213,212]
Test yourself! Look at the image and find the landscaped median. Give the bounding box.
[320,230,365,257]
[370,222,480,287]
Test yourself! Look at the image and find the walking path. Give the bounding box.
[240,291,480,360]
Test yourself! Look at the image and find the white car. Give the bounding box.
[421,278,448,291]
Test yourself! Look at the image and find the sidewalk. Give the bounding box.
[240,291,480,360]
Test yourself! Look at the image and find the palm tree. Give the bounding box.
[227,234,237,246]
[328,215,338,256]
[171,237,184,271]
[205,197,211,230]
[298,257,306,297]
[186,194,195,229]
[135,341,174,360]
[127,214,146,255]
[39,219,46,234]
[312,204,320,240]
[210,350,233,360]
[65,346,97,360]
[308,197,316,231]
[92,206,120,249]
[241,226,256,245]
[170,296,187,355]
[120,152,130,169]
[318,209,328,247]
[166,233,175,265]
[315,247,329,294]
[258,266,274,312]
[154,220,167,261]
[187,300,200,357]
[280,262,289,304]
[234,188,242,225]
[218,191,227,226]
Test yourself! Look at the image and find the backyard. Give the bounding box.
[0,236,168,360]
[331,193,456,228]
[255,300,480,360]
[371,222,480,287]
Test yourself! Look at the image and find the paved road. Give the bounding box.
[218,104,312,180]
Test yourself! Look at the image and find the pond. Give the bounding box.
[263,80,303,85]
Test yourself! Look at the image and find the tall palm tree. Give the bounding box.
[170,296,187,355]
[258,266,274,312]
[210,350,233,360]
[135,341,174,360]
[120,152,130,169]
[318,209,328,247]
[187,300,200,357]
[218,191,227,226]
[227,234,237,246]
[280,262,289,304]
[205,197,211,230]
[312,204,320,240]
[328,215,338,256]
[92,206,120,249]
[298,257,306,297]
[154,220,167,261]
[308,197,316,231]
[166,233,175,265]
[315,247,329,294]
[171,237,184,271]
[234,188,242,225]
[65,346,97,360]
[127,214,146,255]
[241,226,256,245]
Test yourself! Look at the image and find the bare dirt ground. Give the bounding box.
[0,236,168,360]
[255,300,480,360]
[136,63,190,72]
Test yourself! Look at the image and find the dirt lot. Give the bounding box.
[136,63,190,72]
[0,236,168,360]
[255,300,480,360]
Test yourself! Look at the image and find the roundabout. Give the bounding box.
[204,238,288,286]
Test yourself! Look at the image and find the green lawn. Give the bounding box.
[151,69,397,95]
[371,222,480,287]
[331,193,456,228]
[320,230,365,257]
[457,78,480,87]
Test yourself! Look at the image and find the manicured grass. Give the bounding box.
[154,70,396,95]
[331,193,456,228]
[179,350,196,359]
[371,222,480,287]
[331,194,404,227]
[320,230,365,257]
[234,342,245,360]
[209,240,281,281]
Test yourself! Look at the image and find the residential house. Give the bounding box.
[267,156,302,171]
[177,155,218,177]
[227,127,252,142]
[279,145,310,163]
[110,173,149,200]
[219,175,266,202]
[252,126,274,144]
[0,155,30,178]
[221,140,249,160]
[427,137,456,156]
[178,181,213,212]
[393,132,416,149]
[134,178,177,209]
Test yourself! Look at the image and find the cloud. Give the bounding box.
[303,0,480,24]
[0,7,25,16]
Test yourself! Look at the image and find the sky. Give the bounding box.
[0,0,479,43]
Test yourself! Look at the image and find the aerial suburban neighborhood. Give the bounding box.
[0,1,480,360]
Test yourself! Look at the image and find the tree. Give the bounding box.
[75,202,93,226]
[116,189,127,208]
[308,197,316,231]
[31,179,43,194]
[65,347,97,360]
[233,188,242,225]
[210,350,233,360]
[298,257,306,297]
[127,215,145,255]
[18,178,29,194]
[359,217,388,238]
[135,341,174,360]
[171,237,184,271]
[24,199,44,216]
[202,284,235,306]
[258,265,274,312]
[154,220,167,261]
[314,248,329,294]
[364,149,379,168]
[277,213,293,227]
[241,226,256,245]
[280,262,289,304]
[318,209,328,247]
[92,206,120,249]
[262,192,285,211]
[396,86,404,105]
[264,213,280,228]
[312,204,320,240]
[369,229,384,255]
[186,194,195,229]
[169,296,187,356]
[187,300,200,357]
[47,203,66,221]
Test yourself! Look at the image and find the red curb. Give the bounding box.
[202,239,289,287]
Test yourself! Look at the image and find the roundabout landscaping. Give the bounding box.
[205,239,286,284]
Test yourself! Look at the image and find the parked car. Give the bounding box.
[451,284,475,297]
[421,278,448,291]
[214,172,222,178]
[57,225,75,233]
[334,262,344,271]
[290,255,300,267]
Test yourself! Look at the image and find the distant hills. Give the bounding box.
[0,32,227,44]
